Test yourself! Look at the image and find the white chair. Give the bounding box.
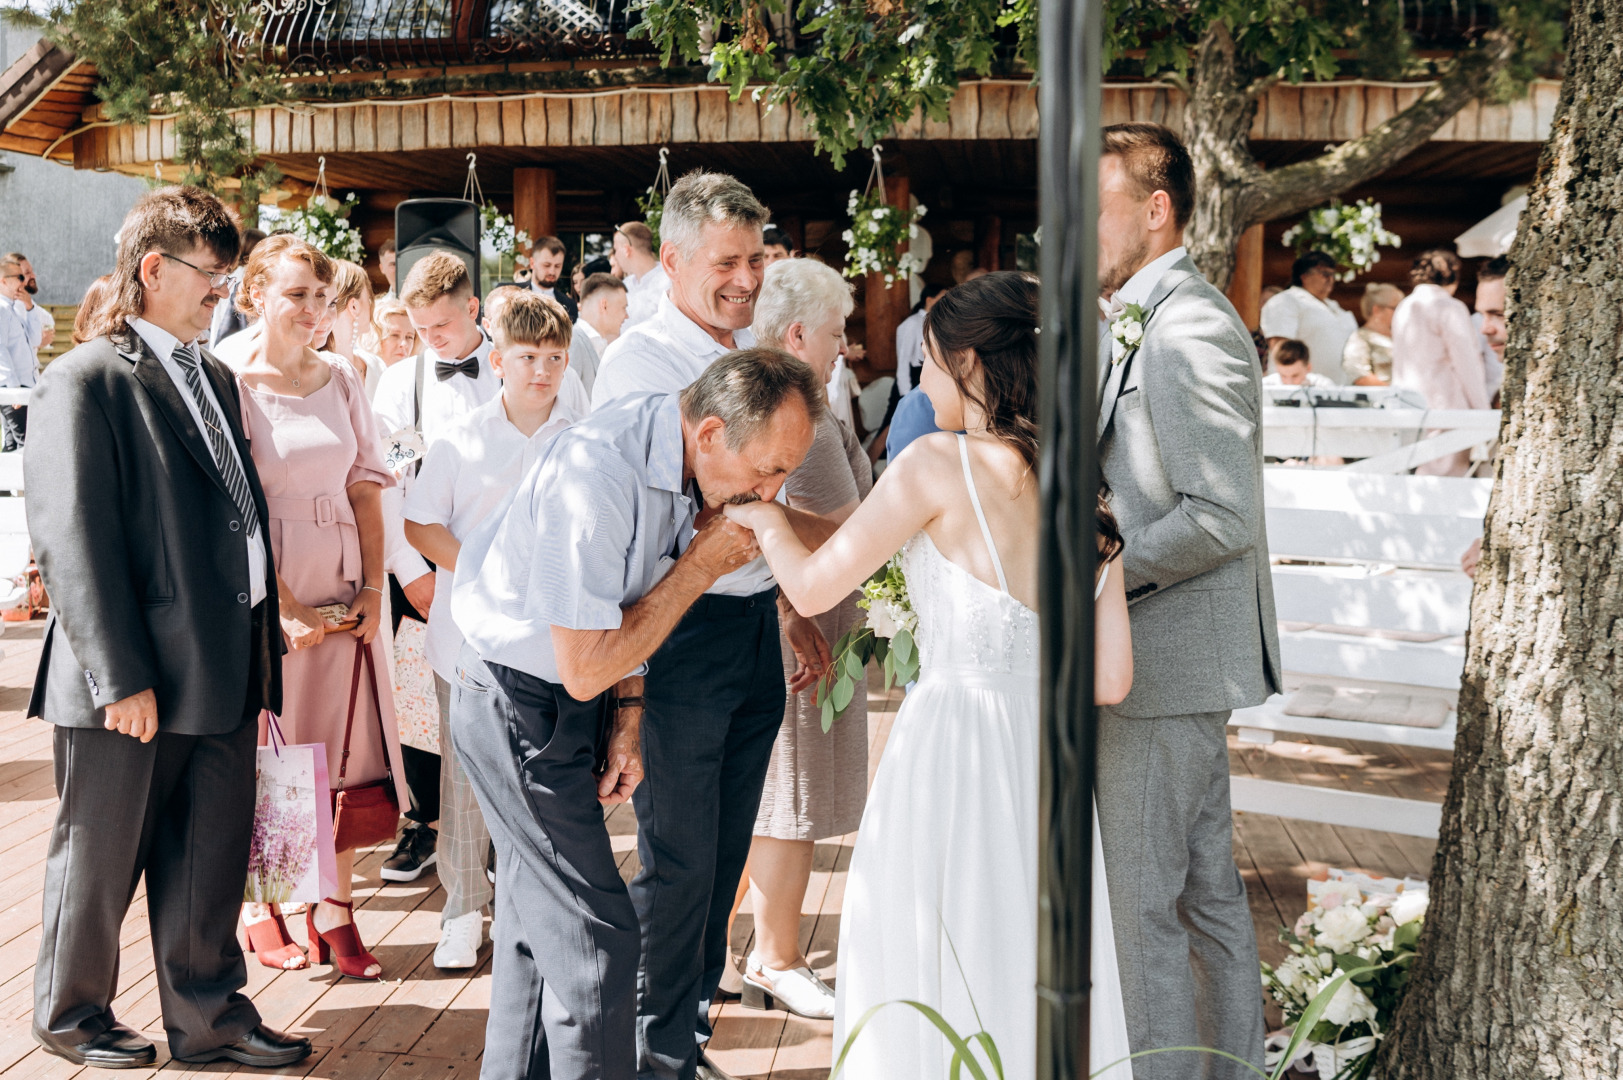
[1228,469,1490,839]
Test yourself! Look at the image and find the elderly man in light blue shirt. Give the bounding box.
[450,347,830,1080]
[583,170,839,1080]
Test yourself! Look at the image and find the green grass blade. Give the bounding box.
[1090,1047,1271,1079]
[831,1000,991,1080]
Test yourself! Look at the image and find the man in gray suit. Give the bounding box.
[27,187,310,1070]
[1094,122,1282,1079]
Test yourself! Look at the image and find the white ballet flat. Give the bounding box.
[741,951,836,1020]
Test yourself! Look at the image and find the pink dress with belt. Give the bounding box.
[241,358,409,810]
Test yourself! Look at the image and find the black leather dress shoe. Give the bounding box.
[33,1023,156,1069]
[173,1025,312,1067]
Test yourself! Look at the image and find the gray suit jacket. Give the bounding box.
[1098,256,1282,718]
[25,329,283,734]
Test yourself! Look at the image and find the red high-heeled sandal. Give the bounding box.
[244,905,307,971]
[306,899,381,980]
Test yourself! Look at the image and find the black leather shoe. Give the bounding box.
[33,1024,156,1069]
[173,1025,312,1067]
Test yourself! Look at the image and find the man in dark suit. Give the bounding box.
[526,235,579,322]
[26,186,312,1070]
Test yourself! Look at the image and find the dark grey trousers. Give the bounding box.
[34,719,261,1058]
[633,591,785,1080]
[451,646,639,1080]
[1094,710,1265,1080]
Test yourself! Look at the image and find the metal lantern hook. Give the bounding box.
[462,152,486,206]
[652,146,672,196]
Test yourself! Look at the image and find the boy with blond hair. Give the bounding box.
[403,291,581,968]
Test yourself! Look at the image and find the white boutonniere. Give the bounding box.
[1109,302,1149,365]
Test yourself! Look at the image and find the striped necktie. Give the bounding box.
[171,344,261,537]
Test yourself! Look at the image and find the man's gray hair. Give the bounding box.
[752,257,854,348]
[680,346,827,450]
[662,170,770,260]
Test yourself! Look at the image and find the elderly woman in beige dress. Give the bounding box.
[740,257,873,1019]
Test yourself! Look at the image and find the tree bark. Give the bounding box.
[1183,23,1515,289]
[1378,3,1623,1075]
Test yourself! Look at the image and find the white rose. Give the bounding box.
[1390,890,1428,927]
[1314,904,1372,953]
[865,601,902,639]
[1118,319,1143,346]
[1274,954,1320,994]
[1314,976,1378,1027]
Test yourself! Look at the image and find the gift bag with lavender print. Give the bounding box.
[245,716,339,904]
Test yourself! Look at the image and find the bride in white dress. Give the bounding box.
[725,273,1135,1080]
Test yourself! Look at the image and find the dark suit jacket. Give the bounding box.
[26,328,282,734]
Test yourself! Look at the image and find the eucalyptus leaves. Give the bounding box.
[1282,199,1401,283]
[842,189,927,284]
[818,556,919,732]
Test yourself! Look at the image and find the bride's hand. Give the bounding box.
[723,500,785,533]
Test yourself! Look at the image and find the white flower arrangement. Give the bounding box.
[817,554,918,732]
[1262,869,1429,1080]
[276,191,367,264]
[842,187,927,284]
[1282,198,1401,282]
[480,205,532,286]
[1109,302,1148,365]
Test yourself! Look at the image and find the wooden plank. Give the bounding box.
[292,111,315,155]
[1231,776,1441,838]
[594,94,622,146]
[521,97,547,146]
[620,91,648,144]
[377,105,403,154]
[696,89,729,142]
[946,83,979,139]
[476,100,504,146]
[354,105,378,153]
[648,92,673,143]
[1506,93,1537,141]
[545,97,570,145]
[1300,85,1339,141]
[1247,91,1268,140]
[334,106,355,153]
[271,109,291,156]
[1265,85,1304,140]
[725,95,759,143]
[1009,83,1039,139]
[1362,86,1397,130]
[570,96,595,145]
[425,101,452,149]
[314,108,337,155]
[398,103,424,152]
[450,100,478,147]
[1533,80,1562,139]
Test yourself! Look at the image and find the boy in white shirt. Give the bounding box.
[1262,337,1336,389]
[402,292,581,969]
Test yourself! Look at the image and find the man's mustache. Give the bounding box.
[723,492,762,507]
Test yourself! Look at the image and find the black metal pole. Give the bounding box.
[1036,0,1101,1075]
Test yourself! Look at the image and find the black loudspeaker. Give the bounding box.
[395,199,480,296]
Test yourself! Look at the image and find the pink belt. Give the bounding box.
[265,494,362,583]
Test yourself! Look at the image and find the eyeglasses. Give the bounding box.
[161,252,231,289]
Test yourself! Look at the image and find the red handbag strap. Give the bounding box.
[335,638,392,792]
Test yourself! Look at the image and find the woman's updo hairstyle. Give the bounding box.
[237,233,335,320]
[923,270,1041,469]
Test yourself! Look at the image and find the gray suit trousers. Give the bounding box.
[1094,710,1264,1080]
[34,720,261,1058]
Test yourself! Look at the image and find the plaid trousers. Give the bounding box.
[436,675,494,922]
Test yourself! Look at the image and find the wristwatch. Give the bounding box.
[613,694,645,712]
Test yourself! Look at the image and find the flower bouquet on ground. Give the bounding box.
[817,554,919,731]
[1262,869,1429,1079]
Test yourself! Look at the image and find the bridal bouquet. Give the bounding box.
[817,555,919,732]
[1262,870,1429,1079]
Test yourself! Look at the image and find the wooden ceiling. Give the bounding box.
[0,42,94,162]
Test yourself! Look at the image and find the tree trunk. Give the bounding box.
[1182,24,1514,290]
[1378,3,1623,1076]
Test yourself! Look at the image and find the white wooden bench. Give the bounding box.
[1263,392,1500,474]
[1227,469,1490,839]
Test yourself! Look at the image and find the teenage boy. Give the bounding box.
[1261,337,1335,388]
[403,292,581,968]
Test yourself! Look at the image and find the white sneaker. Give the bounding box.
[433,909,483,969]
[741,951,836,1020]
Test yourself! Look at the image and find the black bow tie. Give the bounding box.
[435,357,480,382]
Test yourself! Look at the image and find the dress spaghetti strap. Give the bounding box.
[957,433,1009,594]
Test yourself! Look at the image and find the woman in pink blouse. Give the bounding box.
[1390,249,1491,476]
[235,235,406,980]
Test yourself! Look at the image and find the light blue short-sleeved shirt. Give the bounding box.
[451,392,696,683]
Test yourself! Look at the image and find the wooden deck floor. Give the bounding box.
[0,623,1451,1079]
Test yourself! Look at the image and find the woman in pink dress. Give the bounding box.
[235,235,406,980]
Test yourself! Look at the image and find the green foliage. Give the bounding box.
[635,186,664,247]
[1282,199,1401,281]
[6,0,287,202]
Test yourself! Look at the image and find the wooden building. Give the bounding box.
[0,6,1559,373]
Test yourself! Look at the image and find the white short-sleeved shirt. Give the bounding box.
[589,293,775,598]
[1262,371,1336,388]
[452,392,695,683]
[1259,286,1359,385]
[623,263,670,329]
[404,393,580,680]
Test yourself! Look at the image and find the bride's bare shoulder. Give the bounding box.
[886,430,961,475]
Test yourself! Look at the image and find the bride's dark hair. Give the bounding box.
[924,271,1041,471]
[925,272,1124,563]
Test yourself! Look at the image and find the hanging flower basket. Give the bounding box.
[637,147,673,247]
[480,204,531,277]
[1282,198,1401,282]
[279,157,366,263]
[841,147,926,284]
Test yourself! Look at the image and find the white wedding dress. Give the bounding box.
[833,435,1133,1080]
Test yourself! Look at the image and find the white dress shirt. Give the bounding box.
[894,309,926,395]
[0,303,36,388]
[622,263,670,329]
[590,292,777,598]
[373,331,503,586]
[128,317,267,605]
[1116,245,1189,311]
[13,300,49,351]
[1259,285,1359,386]
[403,393,580,680]
[570,319,605,395]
